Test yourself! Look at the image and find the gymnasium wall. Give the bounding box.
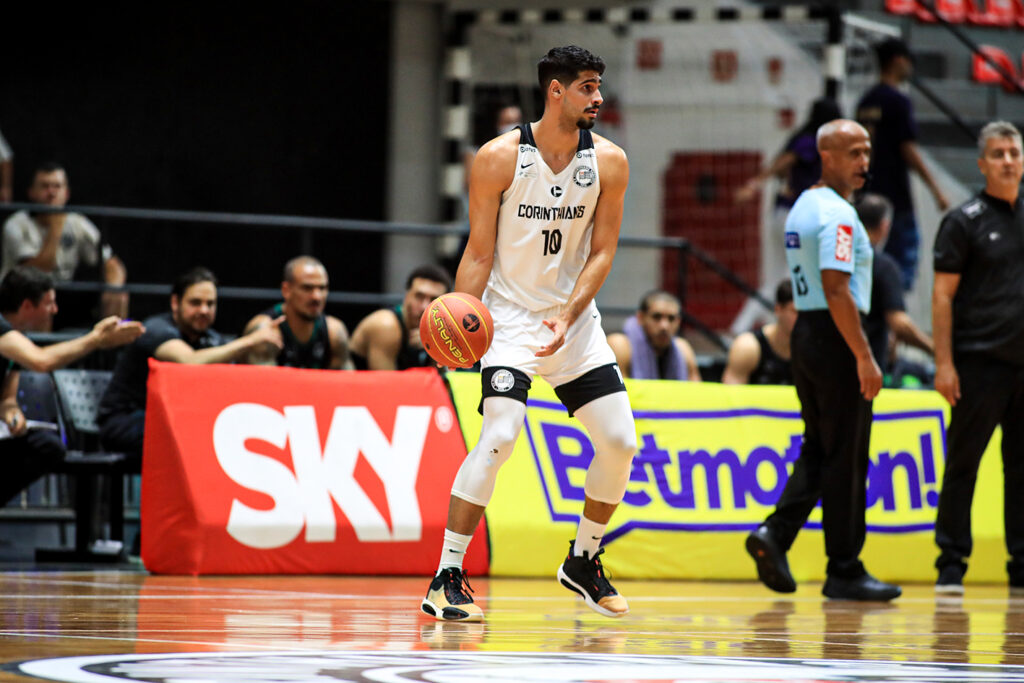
[0,2,392,334]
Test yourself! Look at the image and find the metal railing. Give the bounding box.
[3,200,770,350]
[907,0,1023,145]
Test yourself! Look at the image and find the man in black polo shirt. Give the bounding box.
[98,267,285,457]
[932,121,1024,595]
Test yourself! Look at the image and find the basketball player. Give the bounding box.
[242,256,349,369]
[421,46,637,622]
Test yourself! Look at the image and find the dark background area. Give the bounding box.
[0,1,392,334]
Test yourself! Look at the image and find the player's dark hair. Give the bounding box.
[31,161,66,183]
[172,266,218,299]
[638,289,680,313]
[405,264,452,292]
[799,98,842,138]
[537,46,605,94]
[283,255,326,283]
[0,266,55,313]
[853,193,893,232]
[874,38,912,71]
[775,279,793,307]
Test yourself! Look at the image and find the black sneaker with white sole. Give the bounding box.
[421,567,483,622]
[936,563,965,595]
[557,541,629,618]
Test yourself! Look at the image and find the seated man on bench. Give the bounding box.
[0,266,143,505]
[98,266,284,457]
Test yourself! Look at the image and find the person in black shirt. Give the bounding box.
[242,256,349,369]
[854,193,933,378]
[856,38,949,291]
[0,266,143,504]
[349,264,451,370]
[98,267,284,456]
[722,279,794,386]
[932,121,1024,595]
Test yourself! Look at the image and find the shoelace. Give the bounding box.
[447,569,475,602]
[585,548,616,594]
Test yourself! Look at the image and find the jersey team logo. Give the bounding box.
[573,166,596,188]
[835,224,853,263]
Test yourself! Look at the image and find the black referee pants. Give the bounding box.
[935,353,1024,582]
[764,310,873,578]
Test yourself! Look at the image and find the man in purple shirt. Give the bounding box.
[856,38,949,291]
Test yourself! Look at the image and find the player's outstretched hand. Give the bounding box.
[253,315,286,350]
[856,353,882,400]
[93,317,146,349]
[536,316,569,357]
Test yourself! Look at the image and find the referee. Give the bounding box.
[745,119,901,601]
[932,121,1024,595]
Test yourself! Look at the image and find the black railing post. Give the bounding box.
[676,242,689,311]
[824,3,844,100]
[909,76,977,142]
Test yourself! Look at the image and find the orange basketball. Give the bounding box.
[419,292,493,369]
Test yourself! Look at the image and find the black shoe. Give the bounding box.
[1007,560,1024,596]
[935,563,965,595]
[823,572,901,601]
[746,525,796,593]
[557,541,629,618]
[421,568,483,622]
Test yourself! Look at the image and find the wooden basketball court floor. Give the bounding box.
[0,570,1022,682]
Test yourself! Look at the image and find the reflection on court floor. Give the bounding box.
[0,573,1022,682]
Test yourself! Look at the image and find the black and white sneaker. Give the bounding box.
[421,568,483,622]
[557,541,629,618]
[936,564,965,595]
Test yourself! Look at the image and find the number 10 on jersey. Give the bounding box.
[542,228,562,256]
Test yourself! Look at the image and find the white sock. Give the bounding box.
[573,516,606,558]
[437,529,473,573]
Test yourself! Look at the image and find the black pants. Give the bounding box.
[0,429,66,505]
[764,310,873,578]
[98,409,145,463]
[935,354,1024,581]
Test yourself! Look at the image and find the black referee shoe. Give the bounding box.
[746,525,796,593]
[823,572,901,601]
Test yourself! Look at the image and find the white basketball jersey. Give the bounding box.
[487,124,601,311]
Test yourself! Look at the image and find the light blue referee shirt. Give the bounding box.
[784,186,873,313]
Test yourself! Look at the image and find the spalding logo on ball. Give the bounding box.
[419,292,493,368]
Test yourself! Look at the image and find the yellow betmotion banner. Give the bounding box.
[447,374,1007,583]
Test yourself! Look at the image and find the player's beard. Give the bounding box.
[179,317,211,340]
[576,115,597,130]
